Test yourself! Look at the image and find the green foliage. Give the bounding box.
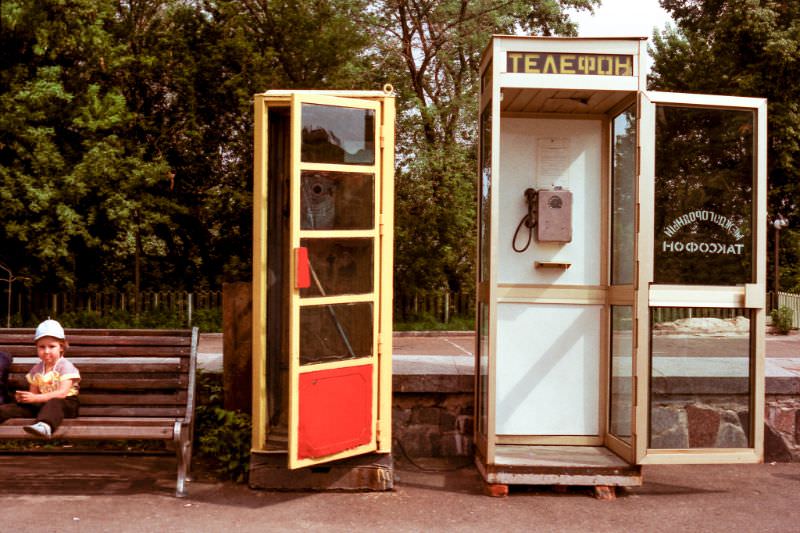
[194,372,251,482]
[371,0,597,296]
[771,305,795,335]
[30,308,221,331]
[0,0,598,300]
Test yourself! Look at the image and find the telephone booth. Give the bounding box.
[250,89,395,489]
[476,36,767,491]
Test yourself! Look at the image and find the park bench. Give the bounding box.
[0,328,198,497]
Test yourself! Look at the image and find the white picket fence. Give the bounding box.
[777,291,800,328]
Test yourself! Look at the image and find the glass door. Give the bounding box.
[635,91,767,464]
[606,100,637,463]
[287,94,382,468]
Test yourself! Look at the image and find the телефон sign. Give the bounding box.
[506,52,634,76]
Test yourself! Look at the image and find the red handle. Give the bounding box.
[295,247,310,289]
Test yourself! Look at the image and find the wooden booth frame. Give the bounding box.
[252,90,395,470]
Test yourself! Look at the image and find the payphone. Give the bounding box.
[476,36,768,495]
[250,88,395,490]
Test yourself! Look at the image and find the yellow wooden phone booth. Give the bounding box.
[476,36,767,493]
[250,88,395,489]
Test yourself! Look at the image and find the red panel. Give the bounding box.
[295,247,310,289]
[298,364,372,460]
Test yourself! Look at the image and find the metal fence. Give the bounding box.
[1,289,221,327]
[394,290,475,323]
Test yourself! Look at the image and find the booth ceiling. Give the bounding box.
[501,88,631,115]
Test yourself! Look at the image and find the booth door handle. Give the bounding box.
[295,247,310,289]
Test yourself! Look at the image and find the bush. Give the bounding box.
[29,308,222,332]
[771,305,795,335]
[394,312,474,331]
[193,372,251,482]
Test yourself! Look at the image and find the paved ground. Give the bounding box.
[198,330,800,359]
[0,454,798,532]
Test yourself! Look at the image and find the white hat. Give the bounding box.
[34,319,65,341]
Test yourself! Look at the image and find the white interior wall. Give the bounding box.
[498,117,602,286]
[495,116,604,436]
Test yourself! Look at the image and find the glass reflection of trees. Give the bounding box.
[479,105,492,283]
[301,104,375,165]
[612,105,636,285]
[654,106,754,285]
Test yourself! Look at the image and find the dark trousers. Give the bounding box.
[0,396,79,431]
[0,351,11,404]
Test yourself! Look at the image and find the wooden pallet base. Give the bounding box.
[476,445,642,496]
[249,451,393,491]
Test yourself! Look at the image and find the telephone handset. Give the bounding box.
[512,188,538,252]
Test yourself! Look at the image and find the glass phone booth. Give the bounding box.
[250,89,395,489]
[476,36,767,494]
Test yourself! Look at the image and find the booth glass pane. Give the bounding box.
[300,302,373,365]
[610,306,633,444]
[300,171,374,230]
[299,238,373,297]
[477,302,489,437]
[301,104,375,165]
[611,105,636,285]
[653,106,754,285]
[649,308,752,449]
[479,104,492,283]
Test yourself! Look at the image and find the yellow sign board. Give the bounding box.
[507,52,634,76]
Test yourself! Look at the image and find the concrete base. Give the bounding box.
[249,452,394,491]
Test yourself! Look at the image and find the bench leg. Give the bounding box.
[174,421,191,498]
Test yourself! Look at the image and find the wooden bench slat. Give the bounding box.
[0,426,173,440]
[2,417,178,426]
[8,363,183,373]
[1,346,190,357]
[76,392,186,404]
[78,407,185,417]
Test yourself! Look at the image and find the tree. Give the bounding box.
[367,0,597,296]
[649,0,800,292]
[0,0,171,290]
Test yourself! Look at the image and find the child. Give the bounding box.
[0,319,80,438]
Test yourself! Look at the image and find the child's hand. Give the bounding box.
[16,391,37,403]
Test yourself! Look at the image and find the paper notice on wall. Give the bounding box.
[536,137,570,188]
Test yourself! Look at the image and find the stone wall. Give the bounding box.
[391,372,800,462]
[392,374,473,458]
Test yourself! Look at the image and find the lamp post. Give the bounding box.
[773,214,789,304]
[0,262,22,328]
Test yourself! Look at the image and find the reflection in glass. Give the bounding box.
[300,302,373,365]
[611,106,636,285]
[301,104,375,164]
[479,104,492,283]
[610,306,633,444]
[300,238,373,298]
[478,302,489,437]
[654,106,754,285]
[649,308,751,449]
[301,171,374,230]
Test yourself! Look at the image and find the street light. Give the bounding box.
[0,263,16,328]
[773,214,789,302]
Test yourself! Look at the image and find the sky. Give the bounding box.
[568,0,674,71]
